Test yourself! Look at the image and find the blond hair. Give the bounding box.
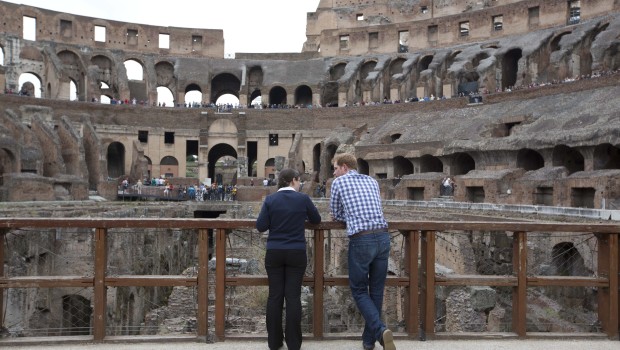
[333,153,357,170]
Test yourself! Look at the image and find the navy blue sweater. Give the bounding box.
[256,189,322,250]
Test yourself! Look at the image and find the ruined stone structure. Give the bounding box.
[0,0,619,210]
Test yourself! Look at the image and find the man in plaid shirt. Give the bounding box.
[329,153,396,350]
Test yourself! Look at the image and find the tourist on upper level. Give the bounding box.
[256,168,321,350]
[329,153,396,350]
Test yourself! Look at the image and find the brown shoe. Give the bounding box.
[381,328,395,350]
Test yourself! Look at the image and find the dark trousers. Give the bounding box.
[265,249,307,350]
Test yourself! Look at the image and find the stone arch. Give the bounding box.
[145,156,152,179]
[593,143,620,170]
[61,294,91,336]
[123,59,144,81]
[250,89,262,106]
[418,55,434,73]
[211,73,241,103]
[160,156,179,178]
[185,83,203,105]
[312,143,321,182]
[550,32,571,52]
[207,143,237,183]
[360,60,377,80]
[268,86,287,106]
[248,66,263,86]
[389,57,406,76]
[552,145,584,175]
[357,158,369,175]
[107,142,125,178]
[156,86,174,107]
[264,158,275,179]
[551,242,589,276]
[330,62,347,81]
[452,152,475,175]
[0,148,19,182]
[471,52,489,68]
[517,148,544,171]
[420,154,443,173]
[393,156,413,177]
[56,50,86,101]
[155,61,175,87]
[322,143,338,181]
[322,82,339,107]
[501,48,522,89]
[18,72,42,97]
[294,85,312,106]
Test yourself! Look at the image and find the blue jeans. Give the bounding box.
[348,232,390,348]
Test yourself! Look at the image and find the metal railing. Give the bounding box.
[0,218,618,344]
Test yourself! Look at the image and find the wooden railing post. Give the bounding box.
[214,228,226,341]
[598,232,619,338]
[0,229,5,329]
[420,230,435,339]
[93,228,107,341]
[313,229,325,339]
[512,231,527,337]
[197,228,209,340]
[403,230,419,338]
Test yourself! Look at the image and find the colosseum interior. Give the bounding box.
[0,0,618,209]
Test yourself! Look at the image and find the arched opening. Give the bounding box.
[517,148,545,171]
[269,86,287,106]
[107,142,125,178]
[552,145,584,175]
[313,143,321,182]
[216,94,239,107]
[0,46,4,65]
[155,61,175,87]
[124,59,144,81]
[61,295,92,336]
[329,62,347,81]
[0,148,18,181]
[157,86,174,107]
[212,155,237,185]
[18,72,42,97]
[211,73,241,104]
[452,152,475,175]
[250,89,262,107]
[294,85,312,107]
[593,143,620,170]
[551,242,588,276]
[324,144,338,180]
[550,32,571,52]
[185,83,203,107]
[264,158,275,181]
[360,61,377,79]
[357,158,369,175]
[390,58,406,76]
[418,55,434,73]
[207,143,238,184]
[69,79,78,101]
[322,82,338,107]
[160,156,179,178]
[393,156,413,177]
[420,155,443,173]
[501,48,522,89]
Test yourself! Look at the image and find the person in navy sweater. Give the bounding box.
[256,168,322,350]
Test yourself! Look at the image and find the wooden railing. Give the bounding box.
[0,218,618,343]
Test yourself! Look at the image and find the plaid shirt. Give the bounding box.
[329,170,388,236]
